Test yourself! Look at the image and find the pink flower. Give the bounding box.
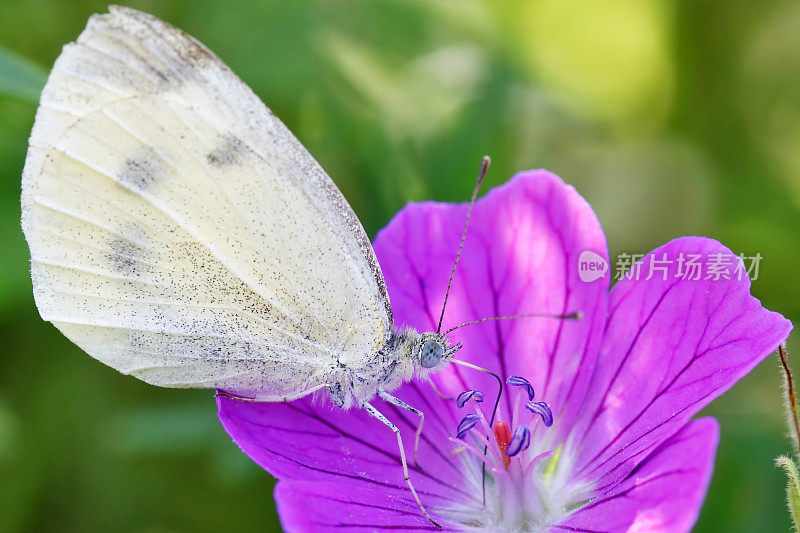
[217,171,791,531]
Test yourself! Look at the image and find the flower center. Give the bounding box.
[441,376,592,532]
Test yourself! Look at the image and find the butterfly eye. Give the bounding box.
[419,339,443,368]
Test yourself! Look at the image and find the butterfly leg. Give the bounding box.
[428,380,454,401]
[363,402,441,530]
[378,391,425,470]
[215,384,326,403]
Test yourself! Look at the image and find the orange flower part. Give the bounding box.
[493,420,512,471]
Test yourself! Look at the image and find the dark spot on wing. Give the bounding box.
[206,135,244,168]
[118,157,161,191]
[108,236,147,277]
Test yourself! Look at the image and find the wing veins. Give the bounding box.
[67,110,320,341]
[32,196,156,251]
[35,258,341,360]
[78,37,171,86]
[145,98,340,345]
[51,143,313,333]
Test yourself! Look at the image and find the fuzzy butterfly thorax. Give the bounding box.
[326,328,453,409]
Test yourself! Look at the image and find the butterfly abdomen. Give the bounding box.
[325,328,421,408]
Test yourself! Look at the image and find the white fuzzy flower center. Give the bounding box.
[441,387,594,531]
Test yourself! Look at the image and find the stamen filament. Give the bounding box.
[523,450,554,478]
[448,436,499,470]
[474,404,504,461]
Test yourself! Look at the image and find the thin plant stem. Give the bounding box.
[779,343,800,457]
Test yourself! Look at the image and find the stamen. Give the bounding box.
[448,436,500,471]
[525,401,554,427]
[512,390,522,429]
[493,420,512,470]
[456,414,482,439]
[469,425,495,453]
[446,374,567,529]
[524,450,555,478]
[506,425,531,457]
[456,389,485,408]
[473,405,502,458]
[506,376,535,401]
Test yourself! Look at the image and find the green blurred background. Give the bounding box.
[0,0,798,531]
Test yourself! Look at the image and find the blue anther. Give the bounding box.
[456,390,485,408]
[506,425,531,457]
[506,375,535,401]
[526,401,554,427]
[456,414,482,440]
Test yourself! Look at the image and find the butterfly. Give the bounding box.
[21,7,577,527]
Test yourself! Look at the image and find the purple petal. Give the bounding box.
[505,425,531,457]
[506,375,535,401]
[556,418,719,533]
[570,237,792,489]
[455,389,484,408]
[525,401,554,427]
[217,389,474,513]
[456,414,481,439]
[372,171,609,436]
[275,480,449,531]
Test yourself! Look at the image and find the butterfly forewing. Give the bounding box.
[22,6,392,398]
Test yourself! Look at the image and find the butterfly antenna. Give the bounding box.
[437,156,491,335]
[451,358,502,507]
[444,311,583,336]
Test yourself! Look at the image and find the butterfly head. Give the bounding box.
[415,332,460,371]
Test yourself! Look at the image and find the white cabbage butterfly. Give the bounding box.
[21,7,577,527]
